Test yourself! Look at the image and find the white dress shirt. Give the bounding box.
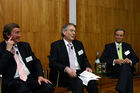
[63,39,81,70]
[13,45,30,78]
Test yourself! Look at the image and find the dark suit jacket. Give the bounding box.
[100,42,139,73]
[0,41,44,89]
[49,39,91,86]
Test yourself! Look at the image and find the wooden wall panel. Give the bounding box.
[77,0,140,72]
[0,0,140,76]
[0,0,68,77]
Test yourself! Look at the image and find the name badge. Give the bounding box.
[26,56,33,63]
[78,50,84,56]
[124,50,130,56]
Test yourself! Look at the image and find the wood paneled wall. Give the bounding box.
[0,0,140,76]
[0,0,69,77]
[77,0,140,71]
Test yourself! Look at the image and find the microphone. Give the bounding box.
[69,43,73,50]
[118,48,120,50]
[71,46,73,50]
[16,51,18,54]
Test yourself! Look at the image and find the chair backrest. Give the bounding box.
[47,56,59,86]
[47,56,72,92]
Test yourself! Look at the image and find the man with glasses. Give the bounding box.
[49,23,99,93]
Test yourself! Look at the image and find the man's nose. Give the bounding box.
[18,33,21,37]
[72,31,76,34]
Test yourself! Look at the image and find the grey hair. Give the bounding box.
[61,23,76,37]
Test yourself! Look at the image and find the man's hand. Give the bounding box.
[124,58,132,64]
[38,76,52,85]
[86,67,92,72]
[65,67,77,78]
[114,58,132,65]
[6,36,15,51]
[114,59,124,64]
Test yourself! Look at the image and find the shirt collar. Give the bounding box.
[63,38,73,46]
[115,42,122,46]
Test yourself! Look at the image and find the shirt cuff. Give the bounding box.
[113,60,115,66]
[130,60,132,66]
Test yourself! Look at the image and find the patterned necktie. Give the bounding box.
[67,43,76,71]
[118,44,123,59]
[13,47,27,81]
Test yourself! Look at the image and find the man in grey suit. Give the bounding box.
[0,23,54,93]
[49,23,99,93]
[100,28,139,93]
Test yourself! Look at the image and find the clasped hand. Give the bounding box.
[114,58,131,64]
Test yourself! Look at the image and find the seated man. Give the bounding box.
[0,23,54,93]
[100,28,139,93]
[49,23,99,93]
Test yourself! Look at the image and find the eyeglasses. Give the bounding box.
[67,29,76,33]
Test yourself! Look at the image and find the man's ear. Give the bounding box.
[63,30,66,36]
[6,33,11,39]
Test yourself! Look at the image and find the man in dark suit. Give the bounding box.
[100,28,139,93]
[49,23,99,93]
[0,23,54,93]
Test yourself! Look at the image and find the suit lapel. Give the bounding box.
[72,41,79,57]
[113,43,119,59]
[0,41,7,50]
[61,40,70,62]
[17,43,27,63]
[72,40,81,65]
[122,42,126,59]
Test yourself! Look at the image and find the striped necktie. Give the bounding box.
[13,47,27,81]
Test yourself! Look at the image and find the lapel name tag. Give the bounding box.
[26,56,33,63]
[124,50,130,56]
[78,50,84,56]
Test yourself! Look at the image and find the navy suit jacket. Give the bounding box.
[49,39,91,86]
[0,41,44,88]
[100,42,139,72]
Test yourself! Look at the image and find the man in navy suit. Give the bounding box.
[49,23,99,93]
[100,28,139,93]
[0,23,54,93]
